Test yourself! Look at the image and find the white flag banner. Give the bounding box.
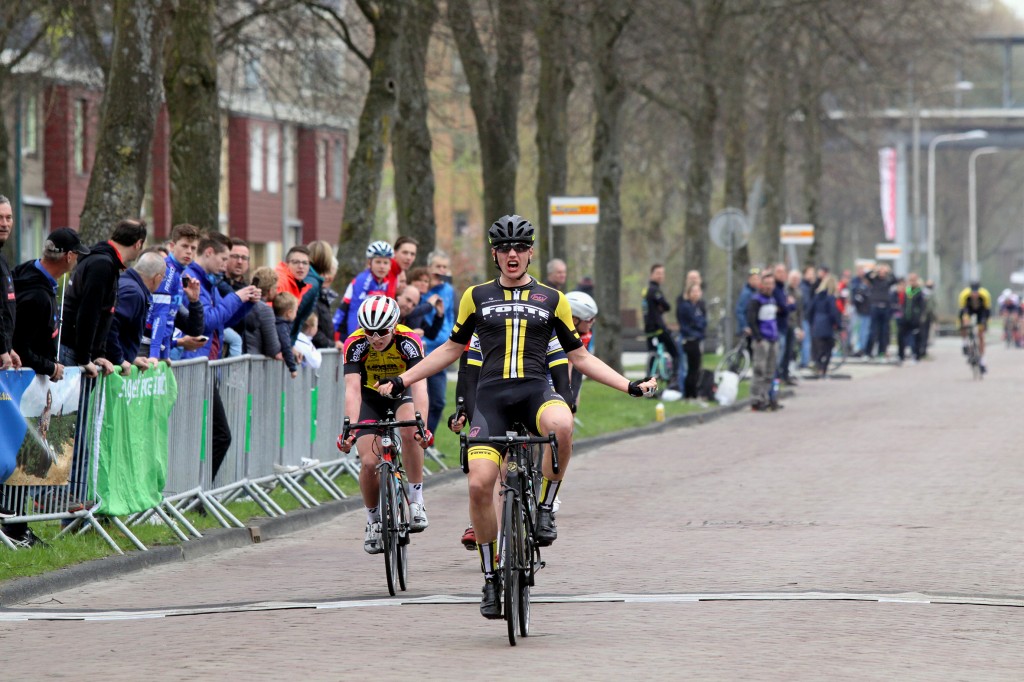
[879,147,897,241]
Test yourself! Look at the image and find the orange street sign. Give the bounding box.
[549,197,600,225]
[875,243,902,260]
[779,224,814,245]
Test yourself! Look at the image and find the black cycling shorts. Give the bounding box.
[465,378,568,466]
[961,308,990,328]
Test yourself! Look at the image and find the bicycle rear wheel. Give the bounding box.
[379,466,398,596]
[503,492,521,646]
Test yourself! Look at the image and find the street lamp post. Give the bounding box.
[926,129,987,293]
[911,81,973,273]
[968,146,1000,282]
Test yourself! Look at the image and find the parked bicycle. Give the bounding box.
[340,410,426,596]
[461,424,559,646]
[714,338,751,384]
[646,335,676,385]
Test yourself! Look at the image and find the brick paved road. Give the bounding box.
[2,338,1024,680]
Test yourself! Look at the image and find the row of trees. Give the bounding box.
[0,1,1005,366]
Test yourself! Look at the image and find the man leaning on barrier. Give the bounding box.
[61,218,147,378]
[0,195,21,373]
[12,228,87,382]
[106,251,166,374]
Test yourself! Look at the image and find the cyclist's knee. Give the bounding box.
[467,466,498,504]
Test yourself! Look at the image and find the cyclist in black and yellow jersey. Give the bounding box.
[337,295,432,554]
[958,281,991,373]
[377,214,657,619]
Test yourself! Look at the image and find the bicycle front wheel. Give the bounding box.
[503,491,522,646]
[379,466,399,596]
[396,480,409,592]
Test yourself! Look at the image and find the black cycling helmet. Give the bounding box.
[970,281,981,292]
[488,214,535,246]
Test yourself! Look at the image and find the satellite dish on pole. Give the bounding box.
[709,208,750,251]
[708,208,749,354]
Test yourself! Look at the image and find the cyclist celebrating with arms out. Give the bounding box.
[377,215,656,619]
[337,295,432,554]
[958,281,991,373]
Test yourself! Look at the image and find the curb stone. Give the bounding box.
[0,393,779,606]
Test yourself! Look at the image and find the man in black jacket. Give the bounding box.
[60,219,147,377]
[642,263,679,388]
[12,228,87,381]
[0,195,21,372]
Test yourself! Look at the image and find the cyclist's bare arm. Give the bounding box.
[376,339,464,395]
[567,346,657,395]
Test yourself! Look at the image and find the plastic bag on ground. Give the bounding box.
[716,371,738,406]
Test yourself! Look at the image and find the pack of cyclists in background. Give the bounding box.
[959,282,991,373]
[997,287,1022,348]
[373,215,655,620]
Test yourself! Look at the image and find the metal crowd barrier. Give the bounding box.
[3,351,362,551]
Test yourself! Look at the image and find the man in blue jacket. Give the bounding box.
[106,251,166,373]
[184,234,261,481]
[145,223,206,360]
[422,250,455,435]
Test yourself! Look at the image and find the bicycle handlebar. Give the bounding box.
[341,412,427,444]
[459,431,560,475]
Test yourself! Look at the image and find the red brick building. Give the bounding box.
[9,82,347,264]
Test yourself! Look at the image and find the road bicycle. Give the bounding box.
[964,323,983,381]
[461,423,559,646]
[646,335,676,385]
[340,410,426,596]
[714,338,751,384]
[829,328,849,373]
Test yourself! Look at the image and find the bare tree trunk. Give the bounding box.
[682,84,717,277]
[447,0,524,265]
[760,61,788,264]
[800,67,824,264]
[720,34,749,286]
[393,0,438,260]
[336,2,404,285]
[0,93,10,203]
[590,1,631,371]
[534,0,574,266]
[79,0,175,243]
[165,0,219,232]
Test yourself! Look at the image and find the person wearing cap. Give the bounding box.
[61,218,148,377]
[0,195,21,372]
[11,228,87,381]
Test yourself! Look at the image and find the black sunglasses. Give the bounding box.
[494,242,531,254]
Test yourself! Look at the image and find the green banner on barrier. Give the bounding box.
[91,364,179,516]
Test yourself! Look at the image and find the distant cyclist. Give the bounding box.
[958,281,991,373]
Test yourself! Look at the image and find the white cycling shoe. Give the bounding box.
[409,503,429,532]
[364,522,382,554]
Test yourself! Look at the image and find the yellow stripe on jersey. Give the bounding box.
[451,285,480,338]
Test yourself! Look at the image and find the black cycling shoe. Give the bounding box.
[480,577,502,619]
[536,506,557,547]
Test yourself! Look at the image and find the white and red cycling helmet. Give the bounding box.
[357,295,400,332]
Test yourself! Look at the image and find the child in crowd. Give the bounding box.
[273,292,302,377]
[334,241,400,338]
[294,313,323,370]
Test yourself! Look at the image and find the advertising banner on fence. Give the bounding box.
[0,368,83,487]
[92,363,178,515]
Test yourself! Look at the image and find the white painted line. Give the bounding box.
[1,591,1020,622]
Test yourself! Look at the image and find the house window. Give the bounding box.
[332,139,343,200]
[74,99,87,174]
[250,125,264,191]
[22,94,37,157]
[266,125,280,193]
[317,139,328,199]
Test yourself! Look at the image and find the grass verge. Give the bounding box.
[2,354,743,582]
